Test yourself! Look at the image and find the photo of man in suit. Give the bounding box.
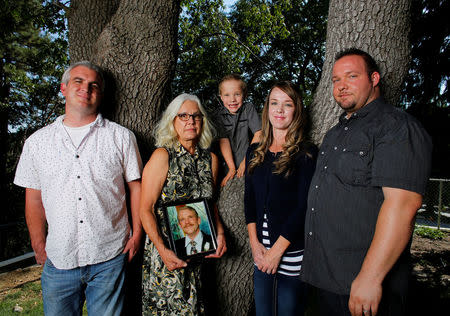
[175,205,213,257]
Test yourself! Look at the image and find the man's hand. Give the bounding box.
[221,168,236,187]
[123,234,142,262]
[25,188,47,265]
[349,273,382,316]
[347,187,422,316]
[32,241,47,265]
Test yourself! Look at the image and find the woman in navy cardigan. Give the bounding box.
[244,81,317,316]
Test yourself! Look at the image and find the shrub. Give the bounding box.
[414,226,447,240]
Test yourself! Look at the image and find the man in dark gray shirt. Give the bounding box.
[301,48,432,316]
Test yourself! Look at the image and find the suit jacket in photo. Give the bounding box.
[175,231,213,258]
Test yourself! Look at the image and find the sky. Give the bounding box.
[223,0,236,12]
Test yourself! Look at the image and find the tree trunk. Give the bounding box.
[67,0,121,61]
[206,177,254,316]
[310,0,411,144]
[67,0,181,160]
[66,2,180,315]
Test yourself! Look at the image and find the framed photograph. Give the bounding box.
[163,198,217,260]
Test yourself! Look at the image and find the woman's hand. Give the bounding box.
[250,239,267,267]
[258,247,283,274]
[206,233,227,258]
[159,246,187,271]
[256,236,290,274]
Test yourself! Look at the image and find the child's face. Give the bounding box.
[220,80,244,114]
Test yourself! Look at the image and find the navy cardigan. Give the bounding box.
[244,143,317,251]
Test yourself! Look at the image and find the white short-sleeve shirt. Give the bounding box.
[14,114,143,269]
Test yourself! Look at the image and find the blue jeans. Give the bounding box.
[253,266,307,316]
[41,253,126,316]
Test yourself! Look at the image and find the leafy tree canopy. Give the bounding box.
[0,0,68,133]
[175,0,329,113]
[403,0,449,108]
[0,0,68,223]
[404,0,449,176]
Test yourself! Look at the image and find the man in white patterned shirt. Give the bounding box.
[14,61,143,316]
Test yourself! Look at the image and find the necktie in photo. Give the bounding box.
[190,240,198,254]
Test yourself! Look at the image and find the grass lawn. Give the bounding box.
[0,279,87,315]
[0,281,43,315]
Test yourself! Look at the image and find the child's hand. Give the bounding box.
[221,168,236,187]
[236,159,246,178]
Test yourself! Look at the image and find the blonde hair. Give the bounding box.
[218,74,248,99]
[154,94,215,149]
[247,81,308,177]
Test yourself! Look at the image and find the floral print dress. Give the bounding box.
[142,143,213,315]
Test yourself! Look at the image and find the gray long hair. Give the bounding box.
[154,94,215,149]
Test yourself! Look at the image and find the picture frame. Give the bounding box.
[162,198,217,260]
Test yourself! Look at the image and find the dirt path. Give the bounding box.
[411,232,450,285]
[0,265,42,300]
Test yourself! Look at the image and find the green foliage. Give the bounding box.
[176,0,240,105]
[174,0,329,113]
[403,0,450,177]
[232,0,328,107]
[0,0,68,132]
[0,220,31,261]
[403,0,449,108]
[0,0,68,226]
[414,225,447,240]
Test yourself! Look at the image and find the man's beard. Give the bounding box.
[336,99,357,112]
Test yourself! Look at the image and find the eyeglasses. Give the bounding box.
[176,113,203,121]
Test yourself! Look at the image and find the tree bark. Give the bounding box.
[207,177,254,316]
[67,0,121,61]
[310,0,411,144]
[66,2,180,315]
[67,0,181,160]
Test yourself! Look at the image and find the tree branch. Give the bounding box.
[54,0,70,11]
[182,32,271,68]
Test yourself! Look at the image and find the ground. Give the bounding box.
[0,232,449,314]
[0,265,41,301]
[408,232,450,314]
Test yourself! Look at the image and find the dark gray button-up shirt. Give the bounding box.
[301,98,432,295]
[216,102,261,166]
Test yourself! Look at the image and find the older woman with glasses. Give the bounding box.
[140,94,227,315]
